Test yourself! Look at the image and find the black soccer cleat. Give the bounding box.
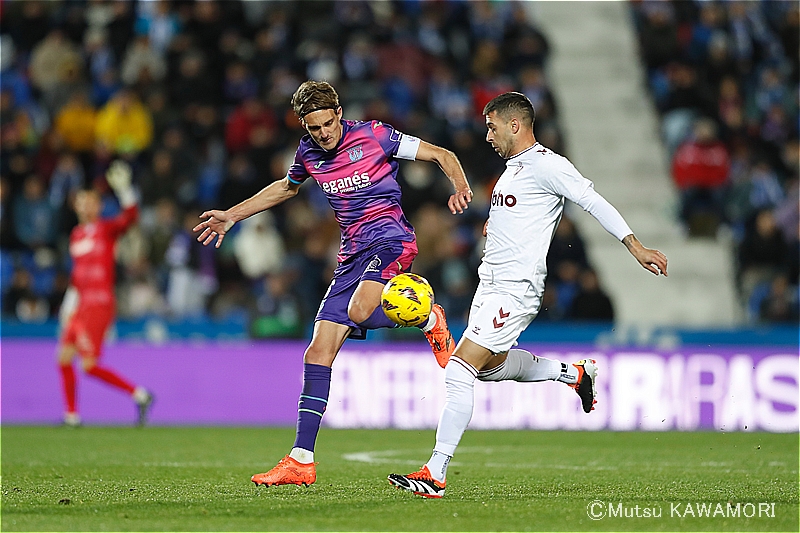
[569,359,598,413]
[388,466,446,498]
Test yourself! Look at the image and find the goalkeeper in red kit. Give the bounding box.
[57,161,153,427]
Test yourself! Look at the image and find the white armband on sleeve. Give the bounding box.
[575,186,633,242]
[396,134,421,160]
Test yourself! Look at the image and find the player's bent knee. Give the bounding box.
[346,300,373,325]
[478,351,508,374]
[80,357,98,372]
[57,345,77,365]
[347,310,369,325]
[348,280,384,324]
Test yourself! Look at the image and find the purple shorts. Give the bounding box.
[316,239,418,338]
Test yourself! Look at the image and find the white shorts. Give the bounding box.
[461,278,542,354]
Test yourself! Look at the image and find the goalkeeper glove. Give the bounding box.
[106,160,136,207]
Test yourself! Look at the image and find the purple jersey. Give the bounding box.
[287,119,415,262]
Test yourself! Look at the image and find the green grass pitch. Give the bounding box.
[1,426,797,531]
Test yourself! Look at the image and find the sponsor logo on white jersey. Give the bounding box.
[490,192,517,207]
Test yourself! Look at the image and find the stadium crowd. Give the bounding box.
[632,0,799,323]
[0,0,617,336]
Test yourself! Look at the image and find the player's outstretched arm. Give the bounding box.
[572,186,667,277]
[194,177,300,248]
[414,141,473,214]
[622,234,668,277]
[105,160,139,235]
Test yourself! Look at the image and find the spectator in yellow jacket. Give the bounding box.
[55,92,97,153]
[95,89,153,155]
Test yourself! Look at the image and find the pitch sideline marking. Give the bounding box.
[342,446,617,469]
[342,445,530,466]
[342,449,445,466]
[342,448,797,473]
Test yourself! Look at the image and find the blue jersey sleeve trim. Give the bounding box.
[287,174,304,185]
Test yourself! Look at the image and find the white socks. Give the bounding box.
[426,356,477,482]
[421,310,437,332]
[289,447,314,464]
[477,349,578,384]
[132,386,150,404]
[558,361,579,384]
[424,351,580,484]
[426,451,451,483]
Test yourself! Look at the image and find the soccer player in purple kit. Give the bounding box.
[194,81,473,487]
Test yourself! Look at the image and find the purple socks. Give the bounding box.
[293,363,332,452]
[358,305,398,329]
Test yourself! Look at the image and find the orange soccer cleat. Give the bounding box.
[251,455,317,487]
[423,304,455,368]
[388,465,446,498]
[569,359,598,413]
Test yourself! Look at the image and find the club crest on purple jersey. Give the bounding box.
[347,144,363,162]
[365,255,381,273]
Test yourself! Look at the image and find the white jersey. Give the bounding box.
[478,143,632,296]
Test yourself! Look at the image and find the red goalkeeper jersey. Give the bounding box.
[68,205,138,306]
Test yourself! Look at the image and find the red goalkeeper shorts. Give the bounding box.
[61,303,114,359]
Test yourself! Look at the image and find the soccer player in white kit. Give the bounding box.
[388,92,669,498]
